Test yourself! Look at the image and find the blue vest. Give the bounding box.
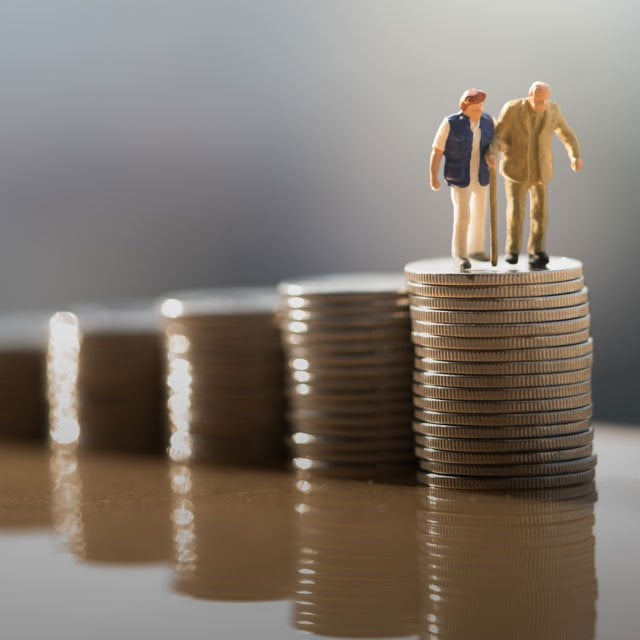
[443,112,494,188]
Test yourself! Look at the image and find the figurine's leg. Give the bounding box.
[528,183,548,255]
[468,183,488,256]
[505,180,527,255]
[450,187,471,259]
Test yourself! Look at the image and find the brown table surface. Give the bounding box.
[0,422,638,640]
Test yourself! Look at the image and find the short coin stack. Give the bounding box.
[404,257,596,490]
[0,313,49,441]
[160,288,286,464]
[278,273,415,476]
[73,304,165,453]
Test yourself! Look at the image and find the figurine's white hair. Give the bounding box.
[528,81,551,96]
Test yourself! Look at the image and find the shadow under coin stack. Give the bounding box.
[278,274,415,477]
[0,313,49,441]
[160,289,286,464]
[73,305,165,453]
[417,485,598,640]
[404,257,595,490]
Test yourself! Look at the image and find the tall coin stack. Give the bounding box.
[278,273,415,476]
[404,257,596,490]
[160,288,286,464]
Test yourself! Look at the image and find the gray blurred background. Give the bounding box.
[0,0,637,423]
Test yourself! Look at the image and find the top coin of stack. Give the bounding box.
[278,273,415,477]
[404,257,595,490]
[159,288,286,464]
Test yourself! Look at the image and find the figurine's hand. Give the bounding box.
[486,154,497,170]
[571,157,584,172]
[430,178,441,192]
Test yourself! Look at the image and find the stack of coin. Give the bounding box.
[404,257,595,490]
[0,313,49,441]
[278,273,415,476]
[159,288,286,464]
[72,304,165,453]
[417,485,597,639]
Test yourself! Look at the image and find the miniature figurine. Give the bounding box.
[487,81,583,269]
[429,88,495,271]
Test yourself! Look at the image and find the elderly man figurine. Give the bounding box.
[430,88,494,270]
[487,81,583,269]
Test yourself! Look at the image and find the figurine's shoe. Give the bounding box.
[529,252,550,269]
[457,258,472,271]
[470,252,491,262]
[505,253,519,264]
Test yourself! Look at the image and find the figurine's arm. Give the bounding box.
[554,106,583,172]
[486,104,510,169]
[430,148,443,191]
[429,118,450,191]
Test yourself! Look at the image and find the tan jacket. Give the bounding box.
[490,99,581,184]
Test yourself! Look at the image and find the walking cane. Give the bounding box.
[489,166,498,267]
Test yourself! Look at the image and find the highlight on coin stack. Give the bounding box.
[47,304,165,453]
[404,257,595,490]
[416,485,598,639]
[0,312,50,442]
[278,273,415,477]
[159,288,286,464]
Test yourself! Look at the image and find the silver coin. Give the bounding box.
[404,256,583,286]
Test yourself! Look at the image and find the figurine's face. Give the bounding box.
[527,87,551,112]
[462,101,484,121]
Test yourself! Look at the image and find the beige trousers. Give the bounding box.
[505,180,548,255]
[450,183,487,259]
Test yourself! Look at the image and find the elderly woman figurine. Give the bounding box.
[429,88,494,270]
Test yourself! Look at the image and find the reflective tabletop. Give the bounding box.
[0,423,638,640]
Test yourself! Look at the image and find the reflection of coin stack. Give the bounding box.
[293,473,419,638]
[278,274,415,476]
[50,442,172,563]
[417,485,598,640]
[0,313,49,441]
[73,305,165,453]
[405,258,596,490]
[171,464,292,601]
[160,289,286,464]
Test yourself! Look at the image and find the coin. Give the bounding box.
[414,444,593,465]
[410,330,591,351]
[279,273,406,298]
[413,368,592,388]
[408,288,589,311]
[413,340,593,362]
[404,257,583,286]
[413,420,592,439]
[414,406,593,426]
[410,303,589,325]
[412,316,591,338]
[417,469,595,490]
[406,278,585,298]
[290,432,414,451]
[412,381,592,401]
[413,394,592,415]
[419,454,597,477]
[413,355,593,375]
[414,429,593,452]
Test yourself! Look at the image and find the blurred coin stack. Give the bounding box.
[405,257,596,490]
[72,304,165,453]
[0,313,49,441]
[159,288,286,464]
[278,273,415,476]
[417,486,597,639]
